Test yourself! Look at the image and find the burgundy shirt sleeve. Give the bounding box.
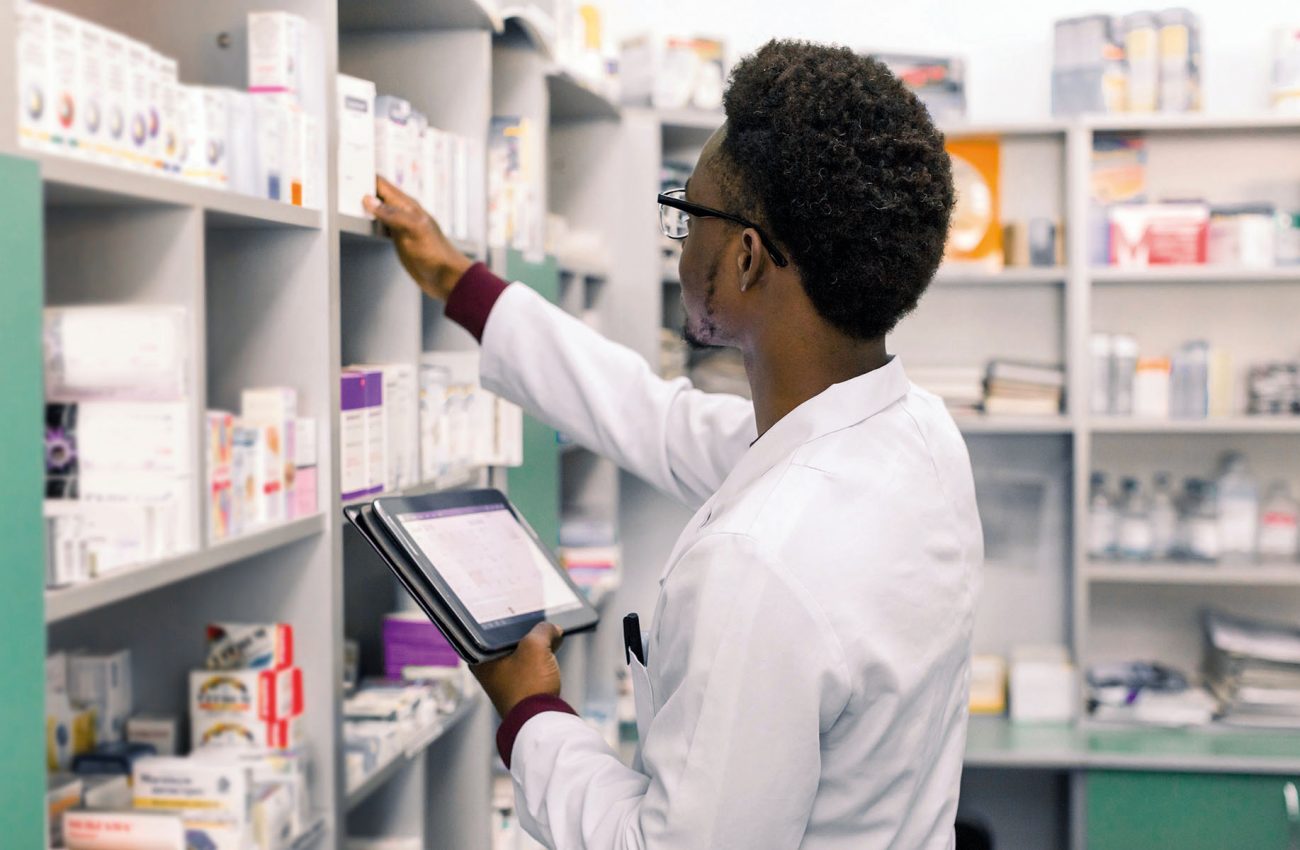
[443,261,510,342]
[496,694,578,769]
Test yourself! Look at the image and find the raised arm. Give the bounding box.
[366,178,754,509]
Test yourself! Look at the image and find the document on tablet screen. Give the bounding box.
[396,504,582,628]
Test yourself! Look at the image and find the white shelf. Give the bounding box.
[934,266,1067,286]
[954,415,1074,435]
[1084,560,1300,586]
[345,693,480,811]
[1090,417,1300,434]
[338,0,502,32]
[547,69,620,122]
[1090,265,1300,285]
[339,213,482,259]
[341,467,484,508]
[44,515,327,623]
[1083,113,1300,134]
[939,120,1069,138]
[40,154,321,229]
[657,108,724,132]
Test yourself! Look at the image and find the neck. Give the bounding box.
[743,328,889,437]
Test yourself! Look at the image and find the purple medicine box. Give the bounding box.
[383,612,459,679]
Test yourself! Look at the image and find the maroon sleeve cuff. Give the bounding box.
[444,262,510,342]
[496,694,578,769]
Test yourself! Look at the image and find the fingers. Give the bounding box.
[374,175,417,213]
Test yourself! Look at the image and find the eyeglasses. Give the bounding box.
[657,188,789,268]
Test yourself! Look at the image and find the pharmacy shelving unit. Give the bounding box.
[619,107,1300,848]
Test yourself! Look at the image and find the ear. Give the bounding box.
[736,227,768,292]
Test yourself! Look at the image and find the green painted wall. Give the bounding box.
[0,155,47,845]
[504,250,561,552]
[1087,770,1299,849]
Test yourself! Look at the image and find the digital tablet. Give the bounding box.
[351,489,599,662]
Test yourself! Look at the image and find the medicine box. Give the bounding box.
[350,364,417,491]
[208,411,235,542]
[126,715,178,757]
[48,8,80,154]
[206,622,295,671]
[337,74,377,218]
[193,713,305,752]
[375,95,413,192]
[340,371,369,499]
[253,95,287,200]
[48,773,82,847]
[125,37,154,170]
[1009,645,1077,723]
[202,86,231,189]
[408,111,428,208]
[82,773,132,810]
[71,401,192,475]
[76,18,109,162]
[16,0,52,151]
[253,781,294,850]
[63,810,186,850]
[44,305,190,402]
[192,745,311,837]
[102,30,129,165]
[226,89,258,196]
[301,112,321,209]
[1109,202,1209,266]
[284,106,304,205]
[132,757,251,850]
[154,53,180,174]
[383,611,459,680]
[68,649,132,744]
[191,666,303,723]
[247,11,305,104]
[362,370,387,495]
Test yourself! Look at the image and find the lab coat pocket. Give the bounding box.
[629,655,655,749]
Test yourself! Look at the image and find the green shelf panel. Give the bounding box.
[1087,771,1300,850]
[504,249,561,552]
[0,154,47,845]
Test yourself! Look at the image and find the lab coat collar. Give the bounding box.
[661,356,911,580]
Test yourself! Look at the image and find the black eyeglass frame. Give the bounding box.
[657,189,789,268]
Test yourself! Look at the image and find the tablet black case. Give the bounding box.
[344,504,510,665]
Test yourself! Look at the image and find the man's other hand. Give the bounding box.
[363,175,472,302]
[471,622,565,719]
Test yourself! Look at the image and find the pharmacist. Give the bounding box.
[367,40,982,850]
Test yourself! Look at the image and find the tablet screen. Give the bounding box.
[393,503,583,630]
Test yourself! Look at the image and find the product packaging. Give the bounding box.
[63,810,186,850]
[48,773,83,846]
[242,387,297,526]
[154,53,180,174]
[1133,357,1172,418]
[408,111,428,209]
[362,370,387,495]
[340,371,369,499]
[253,96,288,200]
[1009,645,1077,723]
[178,84,208,184]
[47,8,80,154]
[77,18,109,162]
[292,417,318,517]
[193,746,312,838]
[1122,12,1159,113]
[1207,204,1277,267]
[16,0,53,151]
[1109,202,1208,266]
[253,781,295,850]
[132,757,253,850]
[283,106,305,205]
[943,137,1003,270]
[126,715,179,757]
[82,773,132,809]
[72,740,158,776]
[124,37,155,169]
[208,411,235,542]
[191,666,303,724]
[1274,26,1300,112]
[349,364,417,491]
[226,89,259,196]
[375,95,413,193]
[383,611,460,680]
[247,12,305,104]
[103,30,130,165]
[68,649,132,744]
[202,86,231,189]
[44,305,190,402]
[968,655,1008,715]
[621,35,726,111]
[1157,8,1201,113]
[206,622,295,671]
[192,713,305,752]
[337,73,377,217]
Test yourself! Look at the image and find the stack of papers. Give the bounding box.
[1204,609,1300,729]
[909,366,984,414]
[982,361,1065,417]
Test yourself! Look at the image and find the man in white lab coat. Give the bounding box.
[366,39,982,850]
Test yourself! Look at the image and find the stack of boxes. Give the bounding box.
[50,623,312,850]
[336,73,474,240]
[340,355,522,500]
[15,3,322,208]
[43,306,197,587]
[208,388,318,544]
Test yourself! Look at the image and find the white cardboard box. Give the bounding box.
[374,95,413,193]
[63,810,186,850]
[336,73,377,217]
[247,12,305,104]
[44,304,190,402]
[16,0,53,151]
[47,8,80,155]
[125,37,154,170]
[69,649,133,743]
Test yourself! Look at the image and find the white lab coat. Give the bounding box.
[478,284,983,850]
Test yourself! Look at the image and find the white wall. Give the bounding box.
[620,0,1298,120]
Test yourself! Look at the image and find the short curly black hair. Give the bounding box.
[718,39,954,340]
